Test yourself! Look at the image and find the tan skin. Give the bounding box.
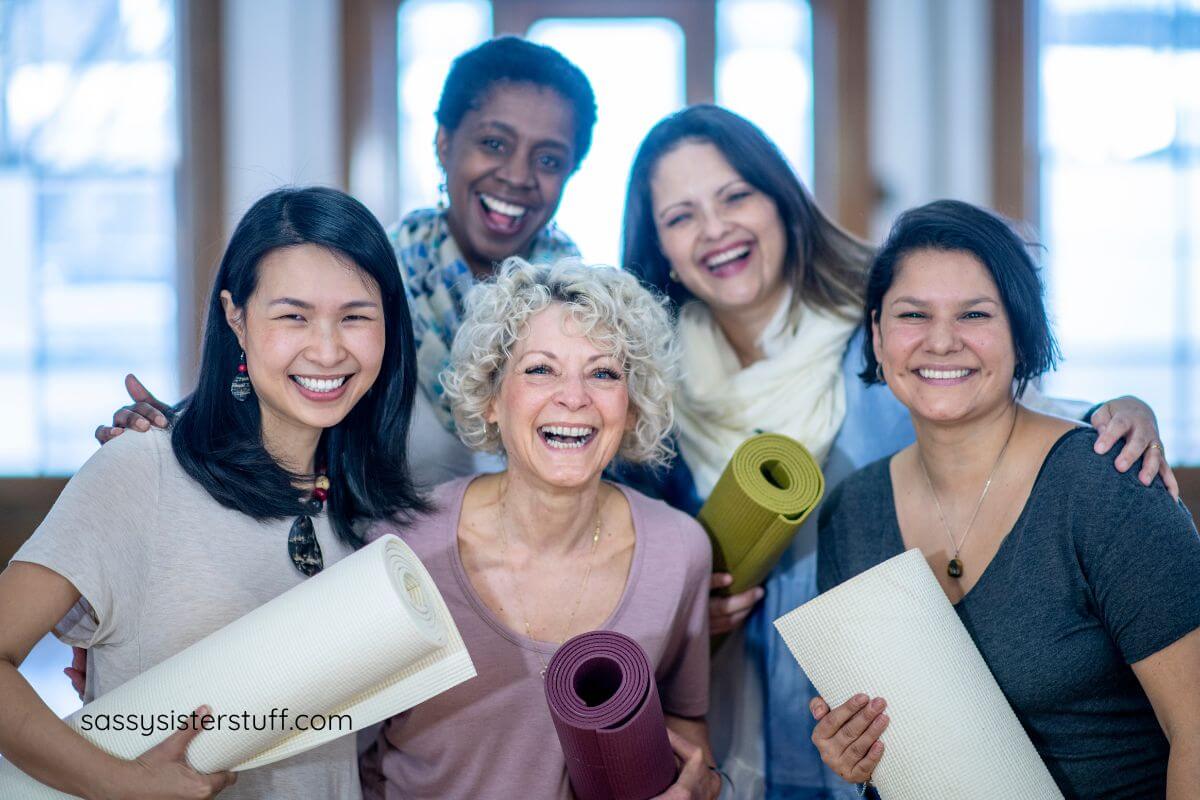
[809,250,1200,793]
[2,246,385,799]
[458,304,718,800]
[644,140,1179,639]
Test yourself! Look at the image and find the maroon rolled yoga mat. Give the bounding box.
[544,630,677,800]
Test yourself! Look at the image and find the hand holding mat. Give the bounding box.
[0,534,475,798]
[544,631,676,800]
[773,549,1063,800]
[698,433,824,596]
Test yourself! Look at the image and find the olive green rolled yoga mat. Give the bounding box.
[697,433,825,597]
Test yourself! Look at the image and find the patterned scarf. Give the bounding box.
[391,207,580,431]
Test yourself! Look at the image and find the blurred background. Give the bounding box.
[0,0,1197,715]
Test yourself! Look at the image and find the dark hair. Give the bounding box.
[621,104,872,316]
[172,186,426,547]
[436,36,597,169]
[860,199,1061,397]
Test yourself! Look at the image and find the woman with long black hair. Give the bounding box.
[0,186,425,799]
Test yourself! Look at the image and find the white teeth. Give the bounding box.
[918,368,971,380]
[480,193,527,218]
[294,376,348,393]
[706,245,751,268]
[540,425,594,437]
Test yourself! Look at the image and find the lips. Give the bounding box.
[915,367,975,383]
[538,424,597,450]
[700,242,753,278]
[478,192,531,236]
[291,374,352,401]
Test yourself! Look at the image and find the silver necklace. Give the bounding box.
[918,411,1018,579]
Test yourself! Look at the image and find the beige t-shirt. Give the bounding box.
[12,428,360,799]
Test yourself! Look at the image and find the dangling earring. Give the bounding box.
[436,180,448,212]
[668,268,680,283]
[231,351,252,401]
[875,363,885,384]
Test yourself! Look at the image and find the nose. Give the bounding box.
[496,152,535,190]
[925,317,962,355]
[554,372,590,412]
[699,206,732,242]
[306,320,348,367]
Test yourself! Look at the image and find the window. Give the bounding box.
[1038,0,1200,462]
[0,0,179,475]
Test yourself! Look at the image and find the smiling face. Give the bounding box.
[222,244,385,461]
[649,140,789,317]
[437,81,577,275]
[873,248,1017,425]
[485,303,632,490]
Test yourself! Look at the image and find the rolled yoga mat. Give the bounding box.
[544,630,676,800]
[0,534,476,798]
[698,432,824,596]
[773,549,1063,800]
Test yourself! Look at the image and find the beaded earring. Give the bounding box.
[231,351,252,401]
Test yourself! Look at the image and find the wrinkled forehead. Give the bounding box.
[507,302,622,362]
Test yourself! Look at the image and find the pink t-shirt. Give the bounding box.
[360,476,712,800]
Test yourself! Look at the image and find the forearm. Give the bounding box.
[1166,735,1200,799]
[665,714,714,765]
[0,661,127,800]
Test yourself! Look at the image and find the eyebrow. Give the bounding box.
[478,120,570,153]
[889,296,998,308]
[656,179,749,222]
[267,298,380,310]
[519,350,615,364]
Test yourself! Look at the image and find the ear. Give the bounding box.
[435,126,451,173]
[870,310,884,375]
[220,290,247,350]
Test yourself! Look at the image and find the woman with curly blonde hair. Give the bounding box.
[359,257,720,800]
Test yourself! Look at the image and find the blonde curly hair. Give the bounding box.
[440,257,678,467]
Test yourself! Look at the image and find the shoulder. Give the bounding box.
[366,476,471,543]
[819,456,892,531]
[83,426,171,479]
[622,484,711,571]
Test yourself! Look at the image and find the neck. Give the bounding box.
[258,405,321,476]
[709,289,790,368]
[497,470,603,556]
[913,401,1021,493]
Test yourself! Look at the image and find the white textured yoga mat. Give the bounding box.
[0,534,475,797]
[774,549,1063,800]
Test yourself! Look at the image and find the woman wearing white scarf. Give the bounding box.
[620,105,1177,800]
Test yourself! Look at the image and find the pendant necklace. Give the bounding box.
[918,411,1018,579]
[497,483,603,678]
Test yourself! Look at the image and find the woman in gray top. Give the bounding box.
[809,200,1200,799]
[0,187,427,799]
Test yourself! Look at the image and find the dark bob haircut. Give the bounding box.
[173,186,426,547]
[860,199,1061,398]
[436,36,597,169]
[621,104,872,315]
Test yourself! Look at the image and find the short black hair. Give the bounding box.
[621,105,871,315]
[860,199,1061,397]
[173,186,426,547]
[436,36,597,168]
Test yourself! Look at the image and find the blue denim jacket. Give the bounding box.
[620,330,914,799]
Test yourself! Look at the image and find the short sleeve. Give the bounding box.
[11,429,162,648]
[657,516,712,718]
[1074,458,1200,665]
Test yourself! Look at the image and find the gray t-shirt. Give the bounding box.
[359,475,712,800]
[12,428,361,799]
[817,427,1200,799]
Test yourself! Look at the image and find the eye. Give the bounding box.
[591,367,622,381]
[897,311,926,319]
[538,153,564,172]
[664,212,691,228]
[961,310,992,320]
[481,137,505,153]
[524,363,552,376]
[343,314,374,322]
[726,189,752,203]
[275,313,306,322]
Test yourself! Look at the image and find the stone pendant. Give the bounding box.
[947,557,964,578]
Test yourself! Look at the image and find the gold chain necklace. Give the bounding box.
[918,411,1018,579]
[496,483,603,678]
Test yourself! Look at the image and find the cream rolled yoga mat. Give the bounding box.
[698,433,824,596]
[0,534,475,798]
[773,549,1063,800]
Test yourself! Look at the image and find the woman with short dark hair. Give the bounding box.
[0,186,425,799]
[812,199,1200,798]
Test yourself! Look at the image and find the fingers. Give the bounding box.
[126,373,171,415]
[112,401,167,432]
[95,425,123,444]
[709,573,732,591]
[1113,426,1153,475]
[64,667,86,700]
[204,770,238,793]
[809,696,829,721]
[811,694,889,784]
[148,705,211,761]
[708,586,764,635]
[71,646,87,672]
[1092,410,1127,457]
[1160,462,1180,500]
[661,730,710,800]
[846,738,885,784]
[812,693,869,742]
